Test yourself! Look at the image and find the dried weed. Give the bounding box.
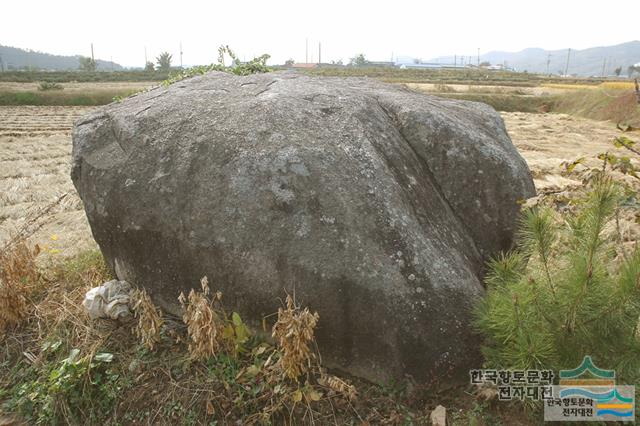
[319,373,358,401]
[0,241,40,331]
[178,276,228,359]
[272,294,319,381]
[132,288,164,351]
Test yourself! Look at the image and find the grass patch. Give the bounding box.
[305,66,541,86]
[0,71,169,83]
[431,92,557,113]
[303,66,618,87]
[0,248,528,424]
[426,83,639,118]
[0,89,143,106]
[554,88,640,125]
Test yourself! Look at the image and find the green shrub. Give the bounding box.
[6,349,123,424]
[475,175,640,385]
[37,81,64,91]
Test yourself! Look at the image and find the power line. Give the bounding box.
[546,53,551,76]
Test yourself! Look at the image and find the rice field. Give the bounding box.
[0,106,95,256]
[2,102,637,261]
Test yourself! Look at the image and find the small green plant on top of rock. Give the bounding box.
[475,174,640,387]
[162,45,271,87]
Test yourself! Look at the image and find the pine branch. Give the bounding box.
[529,277,557,327]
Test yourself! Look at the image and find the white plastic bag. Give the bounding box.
[82,280,132,320]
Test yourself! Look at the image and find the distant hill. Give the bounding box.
[0,45,122,71]
[429,41,640,76]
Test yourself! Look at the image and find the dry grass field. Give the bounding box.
[0,82,156,106]
[1,104,634,260]
[0,106,95,257]
[407,82,569,96]
[504,112,620,189]
[0,81,156,94]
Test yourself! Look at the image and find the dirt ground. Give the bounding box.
[406,83,569,96]
[0,106,630,258]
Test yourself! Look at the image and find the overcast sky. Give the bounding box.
[3,0,639,67]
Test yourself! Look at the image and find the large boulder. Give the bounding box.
[71,72,535,383]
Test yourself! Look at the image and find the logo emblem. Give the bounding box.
[545,356,635,421]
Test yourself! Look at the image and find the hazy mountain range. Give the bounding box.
[0,45,122,71]
[2,41,640,75]
[428,41,640,76]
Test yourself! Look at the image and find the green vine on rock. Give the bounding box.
[162,45,271,87]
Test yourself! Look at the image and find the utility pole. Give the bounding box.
[318,42,321,65]
[144,47,147,66]
[454,54,457,67]
[477,48,480,67]
[110,56,113,71]
[0,55,4,72]
[305,38,308,63]
[601,57,607,78]
[546,53,551,76]
[564,48,571,76]
[91,43,94,62]
[180,42,183,68]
